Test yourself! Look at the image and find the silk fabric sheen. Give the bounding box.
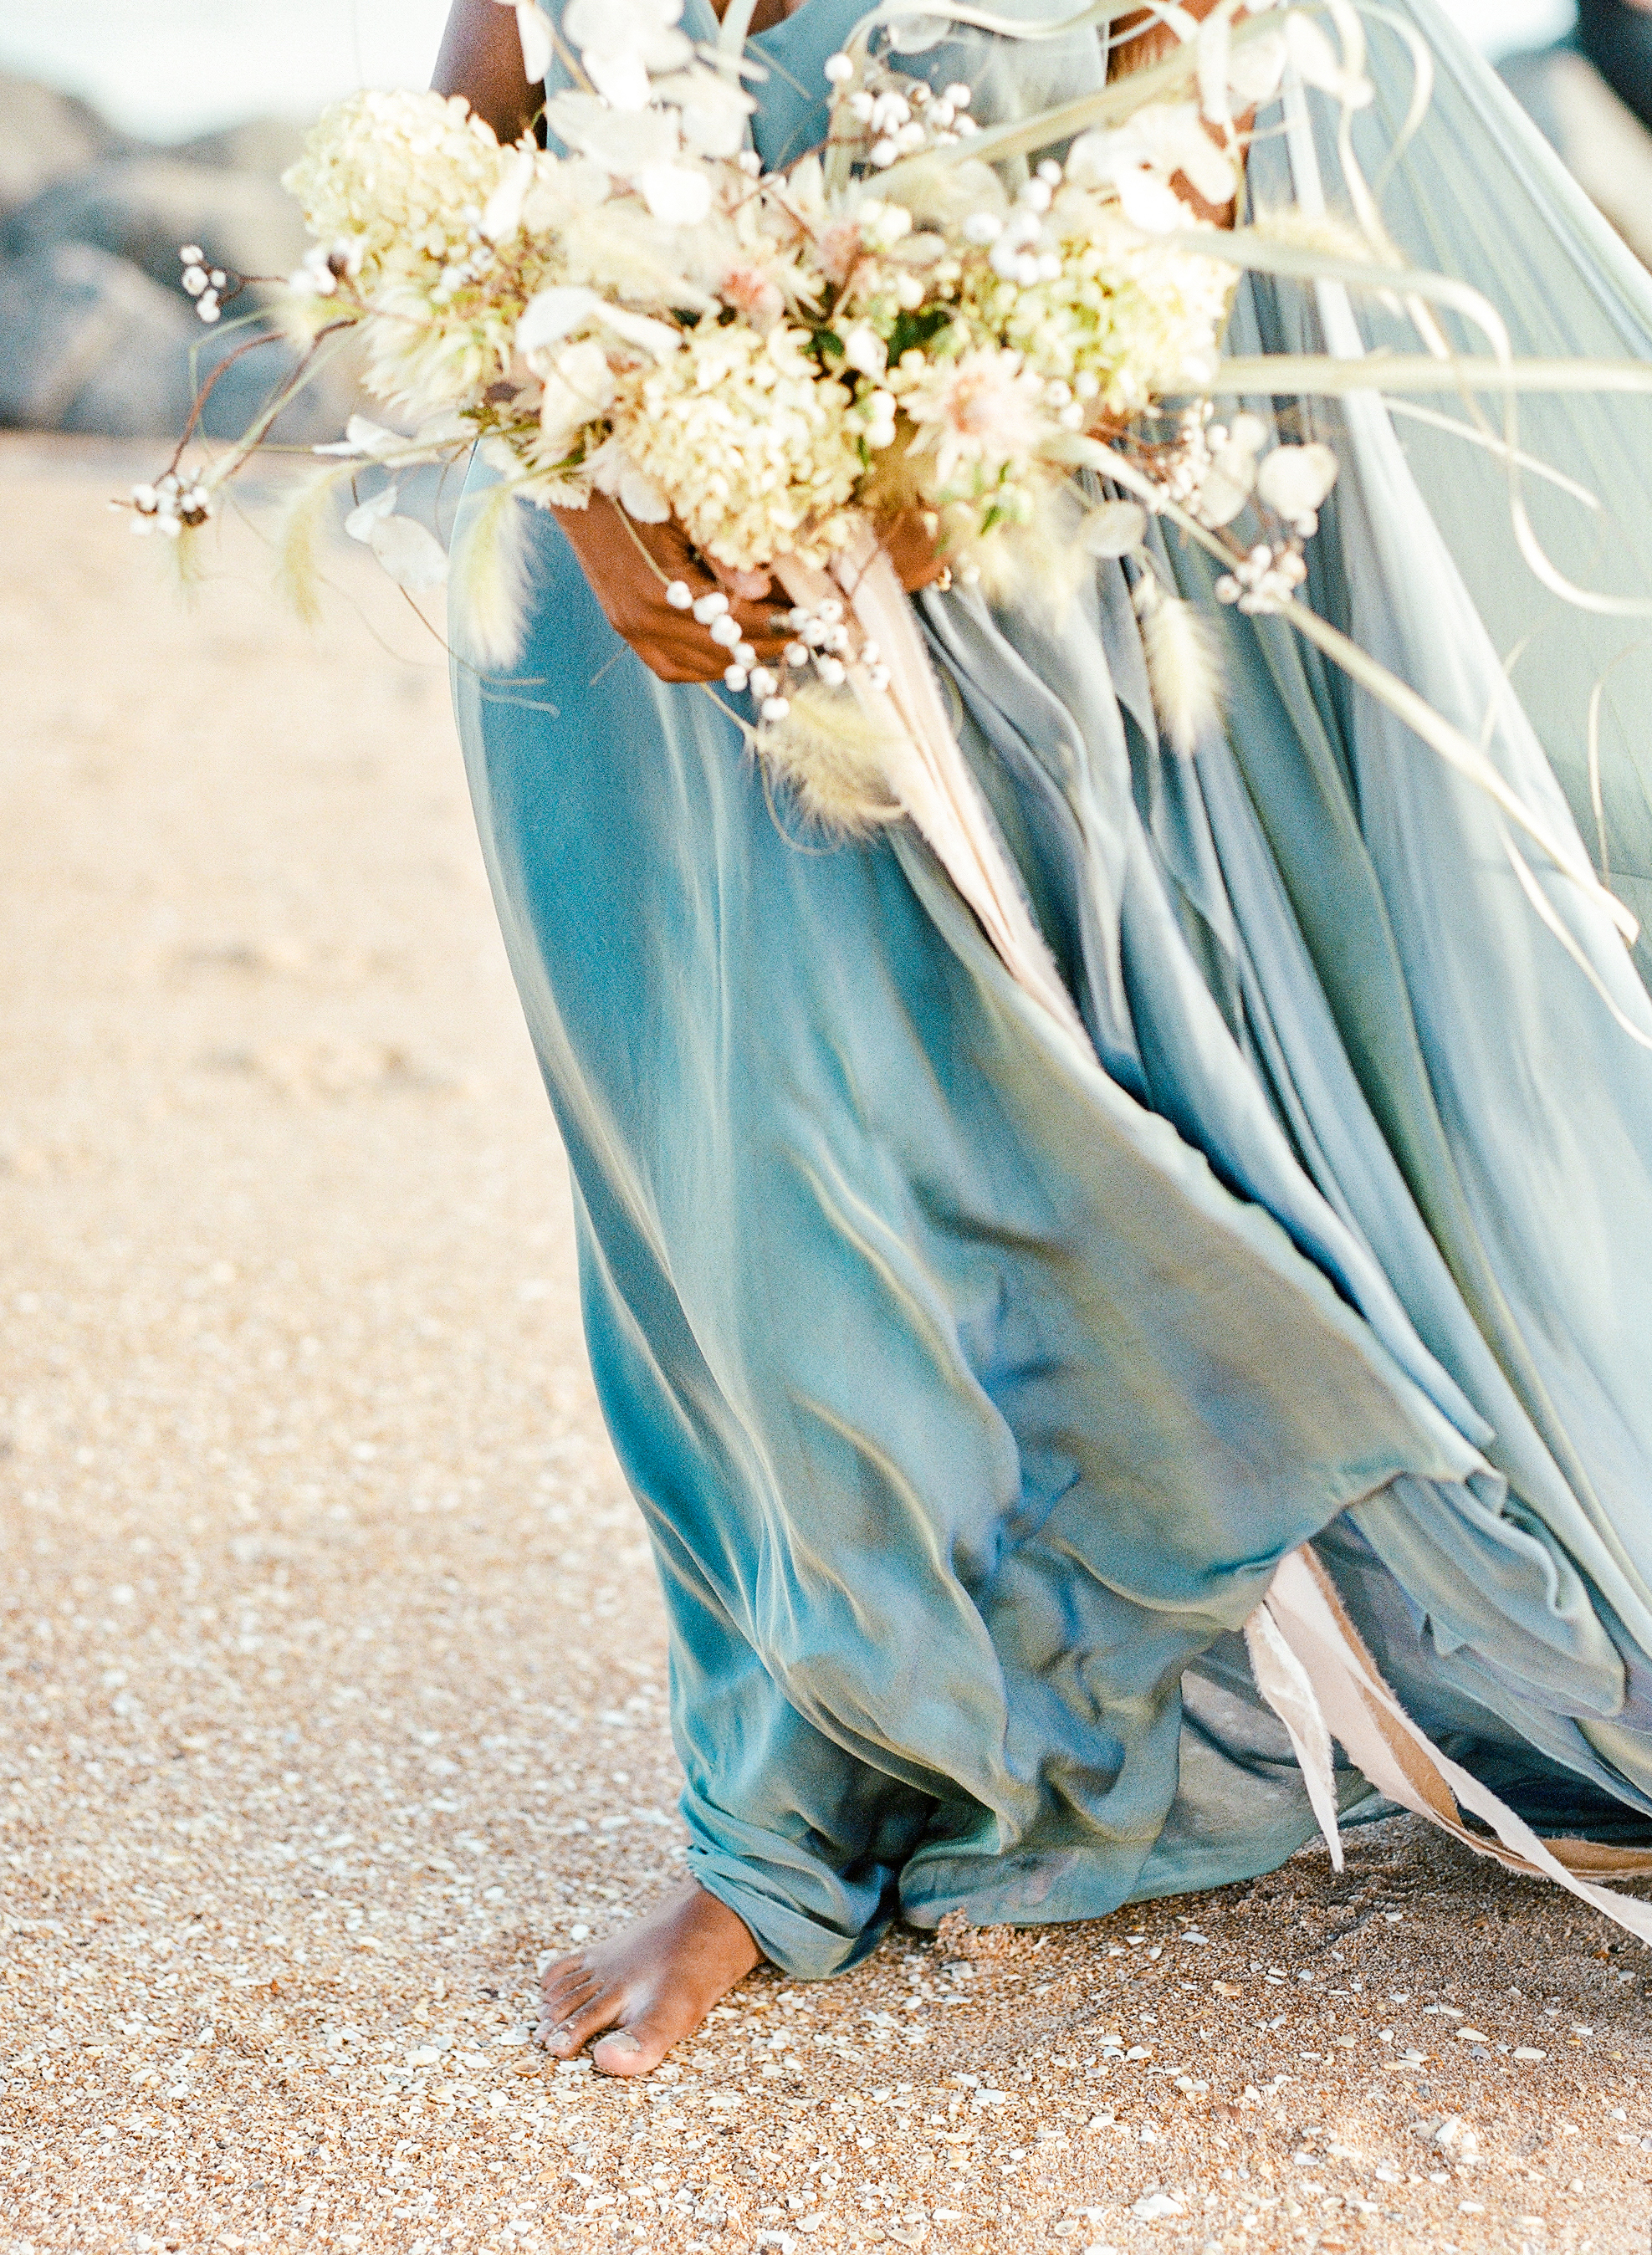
[450,0,1652,1973]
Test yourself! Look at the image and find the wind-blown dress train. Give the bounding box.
[452,0,1652,1976]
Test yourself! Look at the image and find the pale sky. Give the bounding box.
[0,0,455,141]
[0,0,1580,144]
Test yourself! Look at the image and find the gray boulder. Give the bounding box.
[3,156,308,304]
[0,240,350,440]
[0,242,191,433]
[0,73,120,217]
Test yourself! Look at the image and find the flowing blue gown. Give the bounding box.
[452,0,1652,1975]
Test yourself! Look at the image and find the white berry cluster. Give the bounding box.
[125,471,212,538]
[1215,542,1309,613]
[967,164,1066,290]
[662,580,778,708]
[178,245,230,324]
[288,239,366,302]
[1156,402,1221,515]
[826,53,977,171]
[1137,407,1335,613]
[663,580,898,718]
[782,596,892,694]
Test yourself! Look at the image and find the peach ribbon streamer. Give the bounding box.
[1261,1547,1652,1926]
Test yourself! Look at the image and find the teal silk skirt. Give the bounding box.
[452,0,1652,1974]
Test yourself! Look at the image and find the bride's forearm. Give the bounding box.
[1108,0,1227,79]
[1110,0,1246,226]
[432,0,537,141]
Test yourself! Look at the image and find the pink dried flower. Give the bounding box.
[720,258,785,332]
[815,221,862,287]
[899,347,1051,489]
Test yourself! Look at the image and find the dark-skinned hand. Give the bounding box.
[552,494,946,686]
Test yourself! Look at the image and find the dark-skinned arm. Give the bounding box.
[1112,1,1252,227]
[432,0,537,143]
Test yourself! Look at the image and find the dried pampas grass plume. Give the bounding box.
[274,465,349,627]
[1133,571,1224,758]
[755,680,903,836]
[163,518,212,600]
[1248,205,1397,268]
[450,479,536,671]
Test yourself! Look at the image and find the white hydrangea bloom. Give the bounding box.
[614,325,862,570]
[969,193,1234,414]
[282,91,511,291]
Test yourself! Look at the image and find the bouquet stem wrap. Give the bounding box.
[1256,1549,1652,1923]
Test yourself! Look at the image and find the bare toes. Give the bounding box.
[530,1885,760,2079]
[540,1983,620,2057]
[591,2016,672,2078]
[542,1949,593,1987]
[541,1964,597,2012]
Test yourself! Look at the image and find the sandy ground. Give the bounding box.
[5,433,1652,2255]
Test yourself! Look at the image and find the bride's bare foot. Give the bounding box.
[536,1881,762,2077]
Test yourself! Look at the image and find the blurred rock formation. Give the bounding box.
[1576,0,1652,133]
[176,119,310,178]
[0,72,350,442]
[8,158,307,300]
[0,243,340,440]
[0,74,120,215]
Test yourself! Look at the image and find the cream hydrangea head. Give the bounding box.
[612,326,862,571]
[282,90,512,293]
[969,197,1234,416]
